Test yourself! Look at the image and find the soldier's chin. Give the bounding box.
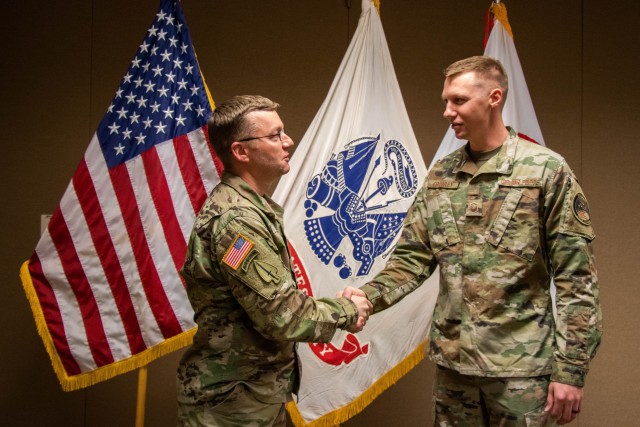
[451,125,465,138]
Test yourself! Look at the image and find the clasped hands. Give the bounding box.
[338,286,372,333]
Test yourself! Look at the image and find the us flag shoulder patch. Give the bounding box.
[223,233,254,270]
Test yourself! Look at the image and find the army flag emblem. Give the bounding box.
[272,1,436,424]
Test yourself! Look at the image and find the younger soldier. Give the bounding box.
[177,95,372,426]
[342,56,602,426]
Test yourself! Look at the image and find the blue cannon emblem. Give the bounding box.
[303,135,419,279]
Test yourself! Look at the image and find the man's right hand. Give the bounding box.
[339,287,372,333]
[337,286,366,299]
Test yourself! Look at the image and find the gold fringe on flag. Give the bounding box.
[20,260,197,392]
[194,56,216,110]
[491,1,513,38]
[287,340,428,427]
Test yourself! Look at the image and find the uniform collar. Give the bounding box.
[221,171,284,218]
[452,127,518,176]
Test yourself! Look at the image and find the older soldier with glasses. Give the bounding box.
[176,95,372,426]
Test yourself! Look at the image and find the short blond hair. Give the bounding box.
[445,56,508,100]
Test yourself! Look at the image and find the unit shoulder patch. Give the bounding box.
[254,260,281,284]
[572,193,591,226]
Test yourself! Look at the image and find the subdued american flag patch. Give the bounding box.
[223,234,254,270]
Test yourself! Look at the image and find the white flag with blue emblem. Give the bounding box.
[272,0,437,425]
[429,1,545,170]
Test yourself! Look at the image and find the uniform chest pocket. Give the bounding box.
[425,191,461,253]
[487,188,540,261]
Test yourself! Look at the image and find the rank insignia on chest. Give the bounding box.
[465,195,484,217]
[223,233,254,270]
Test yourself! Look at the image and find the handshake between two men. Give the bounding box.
[339,286,371,334]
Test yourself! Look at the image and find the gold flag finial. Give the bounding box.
[491,1,513,38]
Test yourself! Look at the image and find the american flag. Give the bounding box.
[20,0,222,391]
[222,235,254,270]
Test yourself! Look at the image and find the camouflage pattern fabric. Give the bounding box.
[177,383,286,427]
[433,365,555,427]
[360,128,602,387]
[177,172,359,422]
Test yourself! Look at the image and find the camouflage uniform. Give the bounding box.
[432,365,553,426]
[177,172,360,426]
[360,129,602,423]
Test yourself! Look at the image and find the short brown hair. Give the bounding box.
[444,56,508,99]
[207,95,279,169]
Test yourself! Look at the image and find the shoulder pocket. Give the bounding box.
[218,230,288,300]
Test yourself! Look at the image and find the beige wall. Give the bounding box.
[1,1,638,426]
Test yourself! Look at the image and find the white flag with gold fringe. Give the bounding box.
[272,0,437,425]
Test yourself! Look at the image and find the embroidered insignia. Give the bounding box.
[498,178,542,187]
[572,193,591,226]
[428,180,459,189]
[465,196,483,217]
[254,260,281,284]
[222,234,254,270]
[241,251,259,272]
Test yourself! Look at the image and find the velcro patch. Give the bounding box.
[465,195,483,217]
[222,233,254,270]
[498,178,542,187]
[428,180,459,189]
[572,193,591,226]
[254,260,281,284]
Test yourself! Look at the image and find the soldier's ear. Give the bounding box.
[230,141,251,164]
[489,88,503,109]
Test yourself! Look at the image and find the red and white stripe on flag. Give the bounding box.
[429,1,545,170]
[20,0,221,391]
[273,1,437,425]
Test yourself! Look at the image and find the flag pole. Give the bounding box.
[135,366,148,427]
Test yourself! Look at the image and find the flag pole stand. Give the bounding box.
[135,366,148,427]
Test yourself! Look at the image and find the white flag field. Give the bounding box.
[429,1,545,170]
[272,0,437,425]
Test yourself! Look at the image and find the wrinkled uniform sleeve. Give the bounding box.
[360,185,437,312]
[214,209,358,343]
[544,162,603,387]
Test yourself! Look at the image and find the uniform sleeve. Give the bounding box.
[360,186,437,312]
[544,162,603,387]
[215,210,359,343]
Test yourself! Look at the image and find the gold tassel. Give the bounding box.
[193,54,215,109]
[373,0,380,16]
[491,2,513,38]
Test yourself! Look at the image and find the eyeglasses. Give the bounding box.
[238,130,287,142]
